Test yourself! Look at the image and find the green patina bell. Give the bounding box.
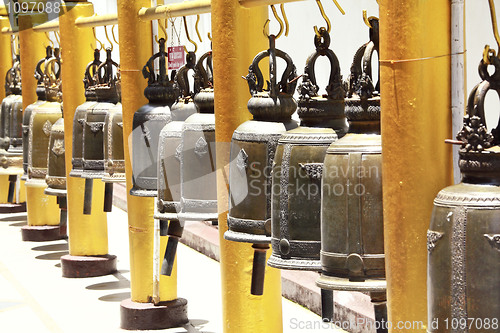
[130,38,177,197]
[158,50,213,276]
[268,29,346,273]
[225,35,299,295]
[0,54,23,202]
[428,54,500,332]
[81,48,120,214]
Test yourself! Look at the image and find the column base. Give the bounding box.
[21,225,65,241]
[61,254,117,278]
[120,298,188,330]
[0,202,26,214]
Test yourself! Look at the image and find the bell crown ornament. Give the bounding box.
[297,28,346,133]
[43,54,62,103]
[94,48,120,104]
[34,46,53,101]
[5,55,21,96]
[83,49,102,101]
[142,38,178,105]
[193,50,214,114]
[245,36,298,121]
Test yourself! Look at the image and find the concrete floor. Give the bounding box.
[0,207,345,333]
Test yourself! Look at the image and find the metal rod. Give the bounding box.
[74,14,118,28]
[138,0,211,21]
[32,20,59,32]
[83,178,93,215]
[1,27,18,35]
[103,182,113,212]
[320,289,334,322]
[58,196,68,237]
[240,0,304,8]
[250,243,269,296]
[371,291,388,333]
[160,219,184,276]
[7,175,16,203]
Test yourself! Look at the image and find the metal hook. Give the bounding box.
[183,16,198,53]
[111,24,119,45]
[207,32,212,41]
[54,31,60,47]
[314,0,345,37]
[195,15,202,42]
[45,32,54,48]
[91,26,103,51]
[104,25,113,51]
[280,4,289,37]
[363,10,379,29]
[263,5,284,39]
[488,0,500,58]
[155,19,167,44]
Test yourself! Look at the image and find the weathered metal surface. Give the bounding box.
[61,254,117,278]
[45,118,67,196]
[119,298,188,330]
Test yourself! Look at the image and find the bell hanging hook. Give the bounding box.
[111,24,119,45]
[54,31,60,48]
[485,0,500,64]
[154,19,167,44]
[45,32,54,48]
[362,9,379,29]
[195,14,203,42]
[91,26,104,51]
[314,0,345,37]
[263,4,284,39]
[104,25,114,51]
[183,16,198,53]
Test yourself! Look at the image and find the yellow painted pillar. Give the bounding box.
[18,12,59,228]
[379,0,452,331]
[212,1,283,332]
[58,2,115,277]
[0,8,15,204]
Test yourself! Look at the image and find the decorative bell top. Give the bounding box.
[34,46,53,100]
[345,18,380,132]
[193,50,214,114]
[297,29,346,133]
[95,48,120,104]
[456,56,500,180]
[83,49,102,101]
[142,38,178,105]
[5,55,21,96]
[43,55,62,103]
[245,36,298,121]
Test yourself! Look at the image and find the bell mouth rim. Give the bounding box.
[153,212,179,222]
[177,211,218,223]
[101,173,126,183]
[69,169,83,178]
[129,187,158,197]
[316,274,386,292]
[223,229,271,244]
[267,254,321,271]
[44,187,67,197]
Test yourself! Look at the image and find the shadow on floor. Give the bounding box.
[98,292,130,302]
[9,221,27,227]
[183,319,214,333]
[86,279,130,291]
[0,213,27,223]
[31,243,68,252]
[35,251,69,260]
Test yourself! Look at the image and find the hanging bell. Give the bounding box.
[27,55,62,181]
[225,36,299,295]
[101,103,124,212]
[0,54,23,202]
[69,49,101,179]
[22,46,53,181]
[267,29,346,274]
[45,118,67,236]
[130,38,177,197]
[428,55,500,332]
[81,48,120,215]
[158,50,214,276]
[316,18,387,323]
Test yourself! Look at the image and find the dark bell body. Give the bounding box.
[102,104,124,183]
[45,117,67,196]
[70,98,96,177]
[22,100,45,179]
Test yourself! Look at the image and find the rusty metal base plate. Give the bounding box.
[61,254,117,278]
[21,225,64,242]
[0,202,26,214]
[120,298,188,330]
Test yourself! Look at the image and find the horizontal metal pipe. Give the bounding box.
[239,0,304,8]
[138,0,211,21]
[74,14,118,28]
[32,20,59,32]
[1,27,18,35]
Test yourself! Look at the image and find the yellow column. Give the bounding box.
[117,0,177,304]
[59,2,109,255]
[379,1,452,331]
[19,12,59,226]
[213,1,283,332]
[0,8,14,203]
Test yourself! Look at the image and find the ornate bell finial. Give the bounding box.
[83,49,101,100]
[245,35,298,121]
[43,57,62,103]
[94,48,120,104]
[34,46,53,101]
[193,50,214,114]
[142,38,178,105]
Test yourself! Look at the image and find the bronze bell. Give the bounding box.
[267,30,346,274]
[81,48,120,214]
[22,46,53,181]
[44,118,67,235]
[27,56,62,181]
[130,38,177,197]
[225,35,299,295]
[316,18,387,324]
[158,50,214,276]
[428,55,500,332]
[69,49,101,179]
[0,54,23,202]
[101,103,124,212]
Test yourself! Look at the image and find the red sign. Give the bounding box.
[168,46,185,70]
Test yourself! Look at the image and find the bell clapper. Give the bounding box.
[83,178,93,215]
[160,219,184,276]
[57,196,68,236]
[103,182,113,212]
[7,174,16,203]
[370,291,388,333]
[320,288,334,323]
[250,243,270,296]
